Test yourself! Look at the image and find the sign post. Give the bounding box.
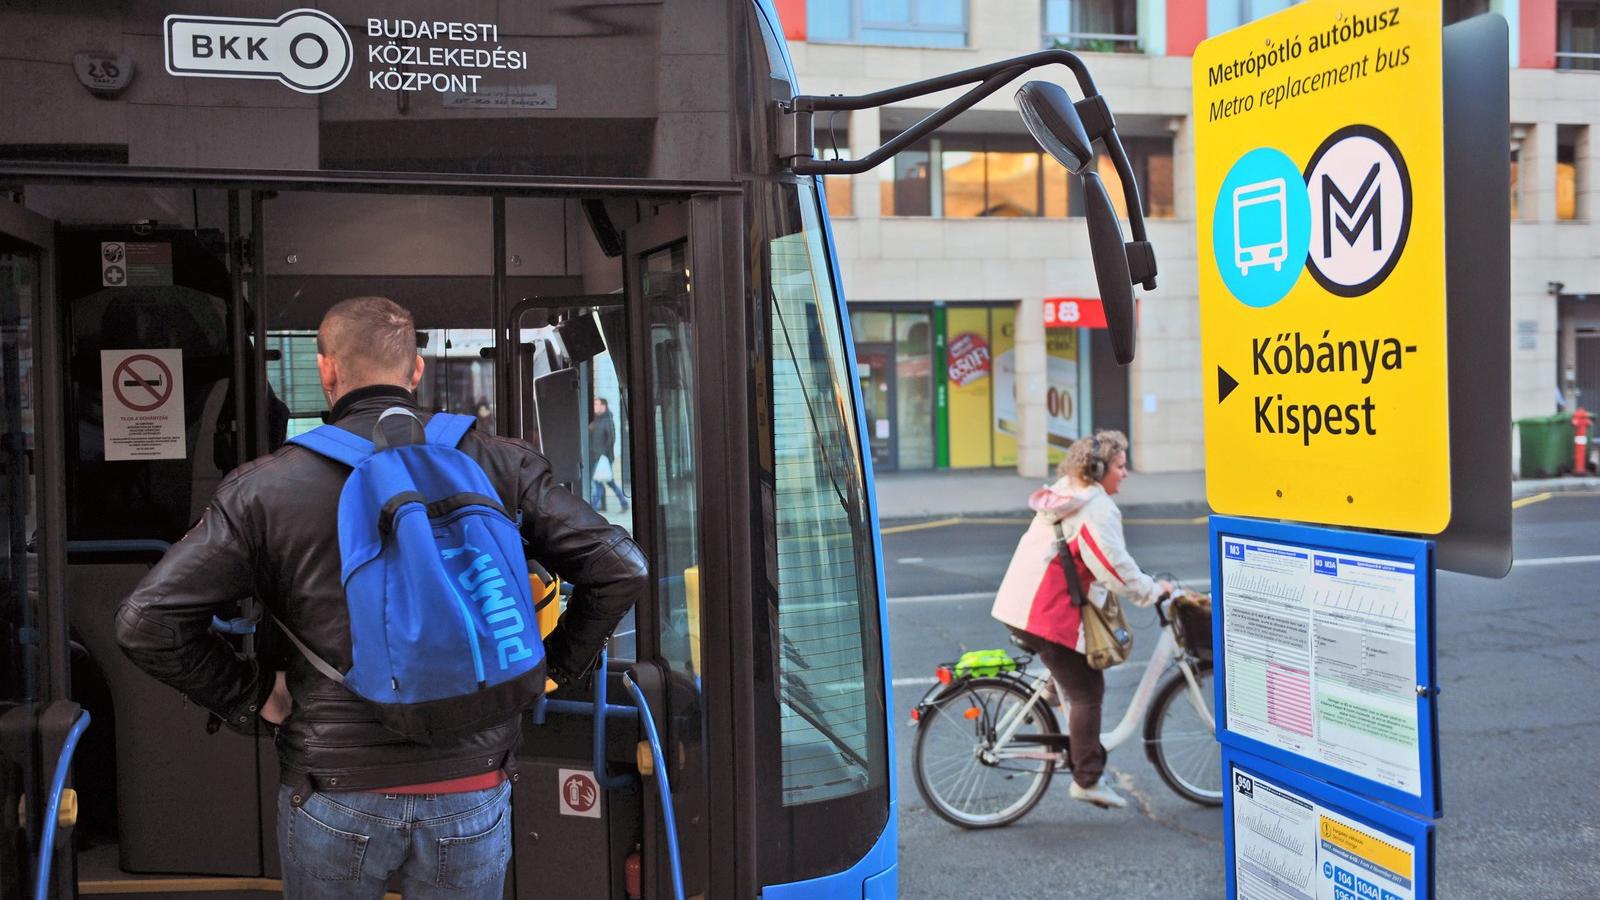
[1194,3,1512,895]
[1195,0,1450,534]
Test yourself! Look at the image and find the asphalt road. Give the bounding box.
[883,492,1600,899]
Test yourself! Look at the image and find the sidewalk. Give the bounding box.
[872,467,1208,522]
[871,468,1600,523]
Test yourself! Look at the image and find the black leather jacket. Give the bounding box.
[116,385,647,790]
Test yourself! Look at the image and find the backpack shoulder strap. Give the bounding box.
[425,412,476,448]
[287,424,374,469]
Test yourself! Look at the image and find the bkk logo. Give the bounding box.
[164,9,352,94]
[1212,124,1410,307]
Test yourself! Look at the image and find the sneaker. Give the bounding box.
[1069,778,1127,810]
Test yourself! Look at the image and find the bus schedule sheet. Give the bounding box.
[1226,749,1429,900]
[1214,519,1434,804]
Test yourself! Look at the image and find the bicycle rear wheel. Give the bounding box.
[912,677,1059,828]
[1144,663,1223,806]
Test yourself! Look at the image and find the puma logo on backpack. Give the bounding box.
[282,409,546,741]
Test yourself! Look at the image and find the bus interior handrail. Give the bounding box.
[33,709,89,900]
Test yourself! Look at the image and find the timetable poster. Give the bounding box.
[1219,534,1422,797]
[1230,762,1418,900]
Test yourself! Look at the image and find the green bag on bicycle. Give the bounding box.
[953,649,1016,679]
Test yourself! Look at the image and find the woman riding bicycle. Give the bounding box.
[991,430,1170,810]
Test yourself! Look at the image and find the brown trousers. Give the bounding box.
[1013,628,1105,788]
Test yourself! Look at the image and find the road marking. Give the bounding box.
[1125,515,1211,525]
[892,676,939,687]
[888,591,995,605]
[1513,554,1600,568]
[1512,492,1550,509]
[882,514,1203,534]
[880,517,963,535]
[896,557,926,564]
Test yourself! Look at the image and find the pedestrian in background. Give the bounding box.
[589,396,627,513]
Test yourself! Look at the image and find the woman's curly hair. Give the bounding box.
[1058,430,1129,482]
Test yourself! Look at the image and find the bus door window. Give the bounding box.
[511,300,637,660]
[638,242,701,680]
[2,237,40,706]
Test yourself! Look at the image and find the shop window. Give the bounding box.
[1044,0,1140,52]
[1557,125,1586,220]
[894,312,934,469]
[1557,1,1600,71]
[808,0,968,48]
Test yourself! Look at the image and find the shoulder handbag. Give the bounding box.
[1053,520,1133,670]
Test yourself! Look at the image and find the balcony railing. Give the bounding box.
[1555,50,1600,70]
[1046,33,1141,54]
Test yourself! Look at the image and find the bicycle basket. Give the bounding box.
[953,649,1017,679]
[1171,595,1213,662]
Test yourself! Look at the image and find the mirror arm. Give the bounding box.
[783,48,1101,174]
[789,65,1026,175]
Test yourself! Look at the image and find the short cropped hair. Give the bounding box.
[317,297,417,385]
[1058,430,1129,482]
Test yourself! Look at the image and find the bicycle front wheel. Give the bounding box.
[1144,663,1223,806]
[912,677,1059,829]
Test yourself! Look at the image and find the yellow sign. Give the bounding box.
[1320,816,1413,882]
[1194,0,1450,533]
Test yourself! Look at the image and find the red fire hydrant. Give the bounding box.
[1575,407,1593,475]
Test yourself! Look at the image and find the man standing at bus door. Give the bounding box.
[116,296,647,899]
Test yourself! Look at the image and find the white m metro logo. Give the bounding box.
[1305,125,1412,297]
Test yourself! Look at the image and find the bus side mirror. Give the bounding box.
[1082,172,1137,366]
[1015,81,1093,175]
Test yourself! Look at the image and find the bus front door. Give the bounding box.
[503,195,749,898]
[0,201,78,900]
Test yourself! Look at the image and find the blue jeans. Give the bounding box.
[277,782,511,899]
[590,477,627,510]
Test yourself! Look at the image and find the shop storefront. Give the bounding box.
[851,300,1128,471]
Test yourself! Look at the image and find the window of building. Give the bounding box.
[808,0,968,48]
[1066,136,1176,219]
[1044,0,1140,52]
[1557,125,1587,220]
[1558,1,1600,70]
[882,132,1175,219]
[1444,0,1490,25]
[1206,0,1294,39]
[881,140,932,216]
[817,117,854,217]
[1510,144,1521,220]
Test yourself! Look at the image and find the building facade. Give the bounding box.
[776,0,1600,477]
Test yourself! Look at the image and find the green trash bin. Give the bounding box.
[1516,414,1574,479]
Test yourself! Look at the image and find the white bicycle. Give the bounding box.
[909,592,1221,828]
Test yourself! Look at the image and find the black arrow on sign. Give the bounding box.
[1218,367,1239,403]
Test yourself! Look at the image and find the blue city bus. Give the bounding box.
[0,2,1149,897]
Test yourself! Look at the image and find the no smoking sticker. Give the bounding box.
[557,768,601,818]
[101,349,186,461]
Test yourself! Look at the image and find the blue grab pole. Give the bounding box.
[622,675,685,900]
[35,710,89,900]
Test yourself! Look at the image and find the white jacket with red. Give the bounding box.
[991,478,1161,651]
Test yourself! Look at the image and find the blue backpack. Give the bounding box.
[283,409,546,741]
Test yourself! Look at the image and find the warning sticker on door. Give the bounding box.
[101,349,186,461]
[557,768,601,818]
